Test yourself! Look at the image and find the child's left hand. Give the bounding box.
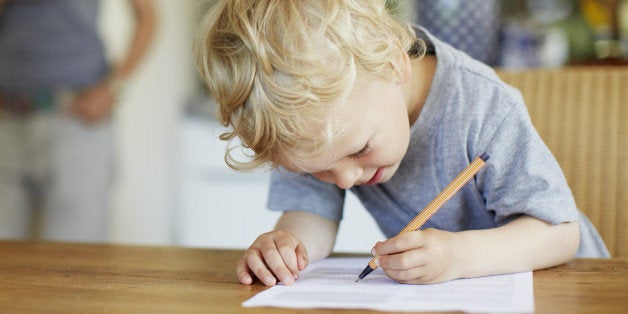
[371,228,462,284]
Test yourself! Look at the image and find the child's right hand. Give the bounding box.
[236,230,309,286]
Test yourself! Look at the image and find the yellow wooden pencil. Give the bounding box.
[355,153,490,282]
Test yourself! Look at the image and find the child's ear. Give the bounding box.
[391,44,411,85]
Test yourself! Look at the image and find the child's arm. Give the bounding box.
[372,215,579,284]
[236,211,339,286]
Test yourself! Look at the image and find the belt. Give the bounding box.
[0,90,56,114]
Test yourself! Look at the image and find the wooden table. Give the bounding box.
[1,241,626,313]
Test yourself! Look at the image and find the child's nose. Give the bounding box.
[330,161,363,189]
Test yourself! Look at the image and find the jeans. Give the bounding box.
[0,91,114,241]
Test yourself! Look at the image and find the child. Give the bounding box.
[194,0,610,287]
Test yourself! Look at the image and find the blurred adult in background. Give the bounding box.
[0,0,156,241]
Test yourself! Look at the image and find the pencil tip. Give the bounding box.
[355,278,360,283]
[357,264,375,281]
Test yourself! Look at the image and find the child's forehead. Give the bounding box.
[270,78,375,172]
[277,110,369,173]
[278,149,341,174]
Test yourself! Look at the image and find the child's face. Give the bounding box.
[284,77,411,190]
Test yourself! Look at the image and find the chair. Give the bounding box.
[497,66,628,258]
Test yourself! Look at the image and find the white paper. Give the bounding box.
[242,257,534,313]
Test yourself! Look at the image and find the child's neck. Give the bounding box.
[404,55,437,126]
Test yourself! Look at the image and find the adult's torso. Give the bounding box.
[0,0,108,92]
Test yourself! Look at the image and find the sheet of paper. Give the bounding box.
[242,257,534,313]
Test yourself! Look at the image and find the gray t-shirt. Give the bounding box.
[267,29,610,258]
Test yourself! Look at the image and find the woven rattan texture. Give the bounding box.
[498,67,627,257]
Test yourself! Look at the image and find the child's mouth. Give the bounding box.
[365,167,384,185]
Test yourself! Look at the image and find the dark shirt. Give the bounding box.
[0,0,108,92]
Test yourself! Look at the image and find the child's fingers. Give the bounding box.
[377,247,428,270]
[383,260,447,285]
[235,256,253,285]
[245,249,277,286]
[295,242,309,271]
[274,237,300,276]
[377,249,436,283]
[259,242,295,286]
[383,265,430,284]
[373,231,426,255]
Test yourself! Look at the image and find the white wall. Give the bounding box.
[100,0,196,244]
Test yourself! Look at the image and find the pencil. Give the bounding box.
[355,153,490,282]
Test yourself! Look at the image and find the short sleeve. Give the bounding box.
[478,99,580,226]
[266,168,346,221]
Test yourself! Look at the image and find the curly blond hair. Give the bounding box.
[194,0,421,171]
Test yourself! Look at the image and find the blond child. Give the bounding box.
[194,0,609,287]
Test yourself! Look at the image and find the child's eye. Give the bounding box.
[350,143,372,159]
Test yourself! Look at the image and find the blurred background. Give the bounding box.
[413,0,628,67]
[1,0,626,253]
